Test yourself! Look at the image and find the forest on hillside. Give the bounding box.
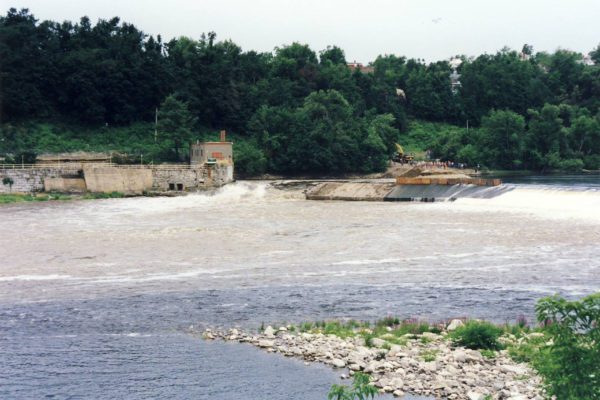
[1,8,600,174]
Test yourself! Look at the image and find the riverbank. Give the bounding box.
[202,320,545,400]
[0,192,125,204]
[0,190,190,204]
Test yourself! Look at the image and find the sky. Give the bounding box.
[3,0,600,63]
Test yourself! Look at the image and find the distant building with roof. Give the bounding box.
[347,61,374,74]
[449,58,462,94]
[190,130,233,166]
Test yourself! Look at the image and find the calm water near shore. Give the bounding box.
[1,177,599,399]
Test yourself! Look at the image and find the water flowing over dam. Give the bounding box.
[1,177,599,399]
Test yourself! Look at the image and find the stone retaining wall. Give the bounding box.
[0,164,234,194]
[0,168,76,193]
[151,168,205,191]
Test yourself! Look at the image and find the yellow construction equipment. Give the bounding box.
[392,143,414,163]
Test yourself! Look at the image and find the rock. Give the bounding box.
[432,380,447,390]
[422,332,442,341]
[393,390,404,397]
[388,345,404,356]
[278,326,287,332]
[447,319,464,331]
[421,361,438,372]
[465,349,483,362]
[500,364,528,375]
[258,339,275,348]
[507,395,528,400]
[263,326,276,337]
[452,350,467,362]
[389,377,404,388]
[331,358,346,368]
[371,338,387,348]
[467,392,485,400]
[348,363,362,371]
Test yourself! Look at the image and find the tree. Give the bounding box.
[480,110,526,169]
[526,104,566,170]
[157,94,196,160]
[590,43,600,64]
[535,294,600,399]
[2,177,14,192]
[319,45,346,65]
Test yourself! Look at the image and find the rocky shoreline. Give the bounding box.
[201,322,544,400]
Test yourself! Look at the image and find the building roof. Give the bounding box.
[36,152,112,162]
[191,142,233,146]
[347,62,374,74]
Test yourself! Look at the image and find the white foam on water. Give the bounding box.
[450,187,600,223]
[0,274,73,282]
[91,181,271,215]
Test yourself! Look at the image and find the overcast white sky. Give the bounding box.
[3,0,599,62]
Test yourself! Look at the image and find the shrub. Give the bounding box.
[534,293,600,399]
[2,177,14,192]
[450,321,503,350]
[328,372,378,400]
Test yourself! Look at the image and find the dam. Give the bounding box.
[306,178,510,202]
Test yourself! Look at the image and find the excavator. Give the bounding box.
[392,143,414,164]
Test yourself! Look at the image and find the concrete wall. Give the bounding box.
[0,168,74,193]
[83,167,153,194]
[1,164,232,195]
[151,168,205,191]
[44,177,87,192]
[210,164,234,186]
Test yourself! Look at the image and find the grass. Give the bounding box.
[294,318,439,347]
[0,191,125,204]
[480,349,497,359]
[420,349,439,362]
[506,333,549,364]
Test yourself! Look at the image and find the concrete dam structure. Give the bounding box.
[306,177,510,202]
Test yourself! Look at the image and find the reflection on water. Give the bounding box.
[1,179,599,399]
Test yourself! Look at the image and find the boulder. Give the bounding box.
[447,319,464,331]
[263,326,276,337]
[500,364,528,375]
[453,350,467,362]
[331,358,346,368]
[422,332,442,341]
[258,339,275,348]
[371,338,387,348]
[467,392,485,400]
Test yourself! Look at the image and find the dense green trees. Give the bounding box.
[157,95,196,160]
[1,8,600,174]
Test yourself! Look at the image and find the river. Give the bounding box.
[1,177,599,399]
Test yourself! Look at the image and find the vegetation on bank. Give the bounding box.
[0,192,125,204]
[2,8,600,175]
[328,372,378,400]
[277,293,599,400]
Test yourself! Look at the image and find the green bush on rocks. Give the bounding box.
[450,321,504,350]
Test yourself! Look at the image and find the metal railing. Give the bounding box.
[0,162,203,170]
